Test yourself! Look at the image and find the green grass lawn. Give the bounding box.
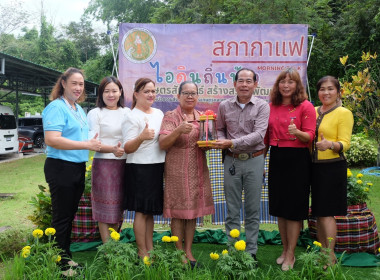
[0,155,46,229]
[0,154,379,279]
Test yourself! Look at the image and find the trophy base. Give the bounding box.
[197,140,216,147]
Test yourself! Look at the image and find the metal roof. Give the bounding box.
[0,51,98,111]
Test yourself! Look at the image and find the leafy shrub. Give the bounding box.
[340,52,380,150]
[27,185,52,233]
[0,228,29,258]
[346,133,377,167]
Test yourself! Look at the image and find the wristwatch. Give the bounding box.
[330,141,334,150]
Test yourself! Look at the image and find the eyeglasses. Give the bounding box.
[181,92,198,97]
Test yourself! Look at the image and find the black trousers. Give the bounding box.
[44,158,85,264]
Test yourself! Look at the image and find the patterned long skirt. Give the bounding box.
[91,158,125,223]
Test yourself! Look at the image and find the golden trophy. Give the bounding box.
[197,110,217,147]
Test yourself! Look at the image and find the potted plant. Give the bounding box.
[346,169,372,212]
[308,169,379,254]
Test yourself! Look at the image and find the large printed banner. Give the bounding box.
[119,24,308,225]
[119,23,308,112]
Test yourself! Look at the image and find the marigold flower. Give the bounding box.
[32,229,43,238]
[170,236,179,242]
[230,229,240,238]
[85,173,88,177]
[234,240,246,251]
[367,183,373,186]
[53,255,62,263]
[210,252,220,260]
[90,156,94,161]
[357,180,363,184]
[162,236,171,242]
[22,246,31,251]
[328,237,334,241]
[88,165,92,170]
[378,247,380,253]
[356,173,363,178]
[45,228,56,236]
[21,250,30,258]
[108,228,116,233]
[143,256,151,266]
[364,187,369,192]
[313,241,322,247]
[110,231,120,241]
[222,249,228,255]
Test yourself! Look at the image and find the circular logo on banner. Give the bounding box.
[121,28,157,64]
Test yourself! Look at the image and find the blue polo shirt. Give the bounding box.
[42,98,89,163]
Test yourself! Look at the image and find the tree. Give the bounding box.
[56,40,82,70]
[0,33,19,53]
[37,15,58,67]
[82,51,114,83]
[65,17,101,63]
[152,0,224,23]
[86,0,163,27]
[0,0,30,35]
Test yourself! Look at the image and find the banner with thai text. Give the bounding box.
[119,24,308,112]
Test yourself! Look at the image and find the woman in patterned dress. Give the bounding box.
[159,81,215,267]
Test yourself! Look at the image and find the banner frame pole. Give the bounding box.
[306,34,316,101]
[108,30,119,78]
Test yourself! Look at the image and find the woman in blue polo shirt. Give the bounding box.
[42,67,101,275]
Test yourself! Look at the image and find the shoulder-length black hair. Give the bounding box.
[96,76,124,108]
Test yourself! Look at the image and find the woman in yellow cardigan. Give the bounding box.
[311,76,354,266]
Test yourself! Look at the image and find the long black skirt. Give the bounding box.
[123,162,164,215]
[268,146,311,220]
[311,160,347,217]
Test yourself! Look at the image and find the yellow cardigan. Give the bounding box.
[312,106,354,162]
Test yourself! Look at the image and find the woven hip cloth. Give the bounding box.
[71,194,100,242]
[308,203,380,254]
